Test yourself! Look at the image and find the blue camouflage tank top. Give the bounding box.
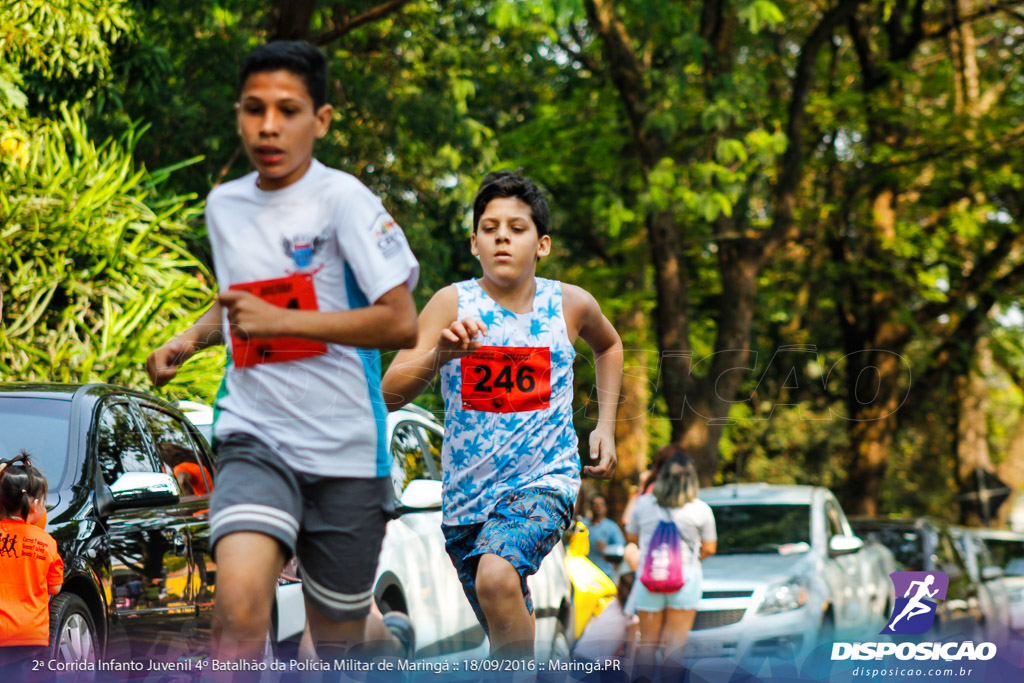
[440,277,580,525]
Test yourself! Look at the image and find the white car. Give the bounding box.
[974,528,1024,631]
[382,404,574,660]
[181,402,575,659]
[685,484,893,661]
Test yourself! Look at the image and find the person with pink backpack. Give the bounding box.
[624,446,716,673]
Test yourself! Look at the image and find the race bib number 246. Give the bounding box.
[460,346,551,413]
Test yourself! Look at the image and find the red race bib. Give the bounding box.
[460,346,551,413]
[229,274,328,368]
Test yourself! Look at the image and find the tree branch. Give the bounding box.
[315,0,415,46]
[924,1,1024,40]
[584,0,653,165]
[766,0,864,258]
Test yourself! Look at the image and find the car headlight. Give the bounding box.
[758,576,810,615]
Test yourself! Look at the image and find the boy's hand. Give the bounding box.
[219,290,283,340]
[146,339,195,387]
[437,318,488,360]
[584,425,617,479]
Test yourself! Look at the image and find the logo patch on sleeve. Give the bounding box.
[372,215,405,257]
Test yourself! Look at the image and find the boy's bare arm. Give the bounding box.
[218,283,418,350]
[146,301,225,387]
[380,286,488,411]
[566,284,624,480]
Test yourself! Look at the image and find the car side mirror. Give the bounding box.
[829,534,864,557]
[981,565,1004,581]
[395,479,442,515]
[108,472,180,510]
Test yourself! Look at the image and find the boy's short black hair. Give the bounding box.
[472,171,550,236]
[238,40,328,110]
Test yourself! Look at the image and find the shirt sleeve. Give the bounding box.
[47,538,65,588]
[609,520,625,545]
[698,501,718,542]
[625,500,642,536]
[334,181,419,304]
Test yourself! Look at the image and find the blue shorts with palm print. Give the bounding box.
[442,487,574,634]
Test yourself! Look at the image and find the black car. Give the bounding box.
[848,517,987,638]
[0,383,224,663]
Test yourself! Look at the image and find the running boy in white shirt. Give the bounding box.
[146,41,418,662]
[382,170,623,658]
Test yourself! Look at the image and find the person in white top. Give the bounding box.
[146,41,418,663]
[625,446,716,673]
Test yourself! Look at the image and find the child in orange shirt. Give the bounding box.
[0,452,64,675]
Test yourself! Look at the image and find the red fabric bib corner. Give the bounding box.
[228,273,328,368]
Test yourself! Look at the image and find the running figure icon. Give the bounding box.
[885,574,939,632]
[881,571,950,635]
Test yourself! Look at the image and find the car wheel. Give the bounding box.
[817,612,835,646]
[549,618,571,660]
[50,593,98,663]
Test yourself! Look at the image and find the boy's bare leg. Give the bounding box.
[297,602,400,660]
[476,553,534,659]
[306,599,367,659]
[212,532,286,660]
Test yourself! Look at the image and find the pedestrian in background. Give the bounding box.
[625,447,716,673]
[0,452,63,677]
[584,494,626,579]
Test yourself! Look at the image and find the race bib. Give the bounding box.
[460,346,551,413]
[229,274,328,368]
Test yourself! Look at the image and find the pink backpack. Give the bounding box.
[640,519,685,593]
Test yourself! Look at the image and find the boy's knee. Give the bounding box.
[475,557,522,606]
[214,583,274,636]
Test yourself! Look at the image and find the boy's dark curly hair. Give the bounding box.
[472,170,551,237]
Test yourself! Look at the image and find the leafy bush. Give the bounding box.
[0,107,222,402]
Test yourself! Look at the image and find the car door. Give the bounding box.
[409,419,485,655]
[823,498,866,634]
[95,399,198,660]
[137,402,218,653]
[382,418,480,657]
[930,525,979,632]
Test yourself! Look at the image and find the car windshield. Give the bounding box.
[709,503,811,554]
[852,525,924,570]
[0,397,72,488]
[983,539,1024,576]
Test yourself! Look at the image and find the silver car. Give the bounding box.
[685,484,893,661]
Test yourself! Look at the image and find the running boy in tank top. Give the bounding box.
[382,171,623,658]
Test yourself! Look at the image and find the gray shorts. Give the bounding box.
[210,432,394,621]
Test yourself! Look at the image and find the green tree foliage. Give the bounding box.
[1,0,222,402]
[0,109,223,400]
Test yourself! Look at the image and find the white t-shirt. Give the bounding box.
[206,160,418,477]
[626,494,717,566]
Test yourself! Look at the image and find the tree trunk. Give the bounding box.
[647,208,693,441]
[270,0,317,41]
[955,341,995,526]
[606,306,652,521]
[841,324,910,516]
[681,233,762,484]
